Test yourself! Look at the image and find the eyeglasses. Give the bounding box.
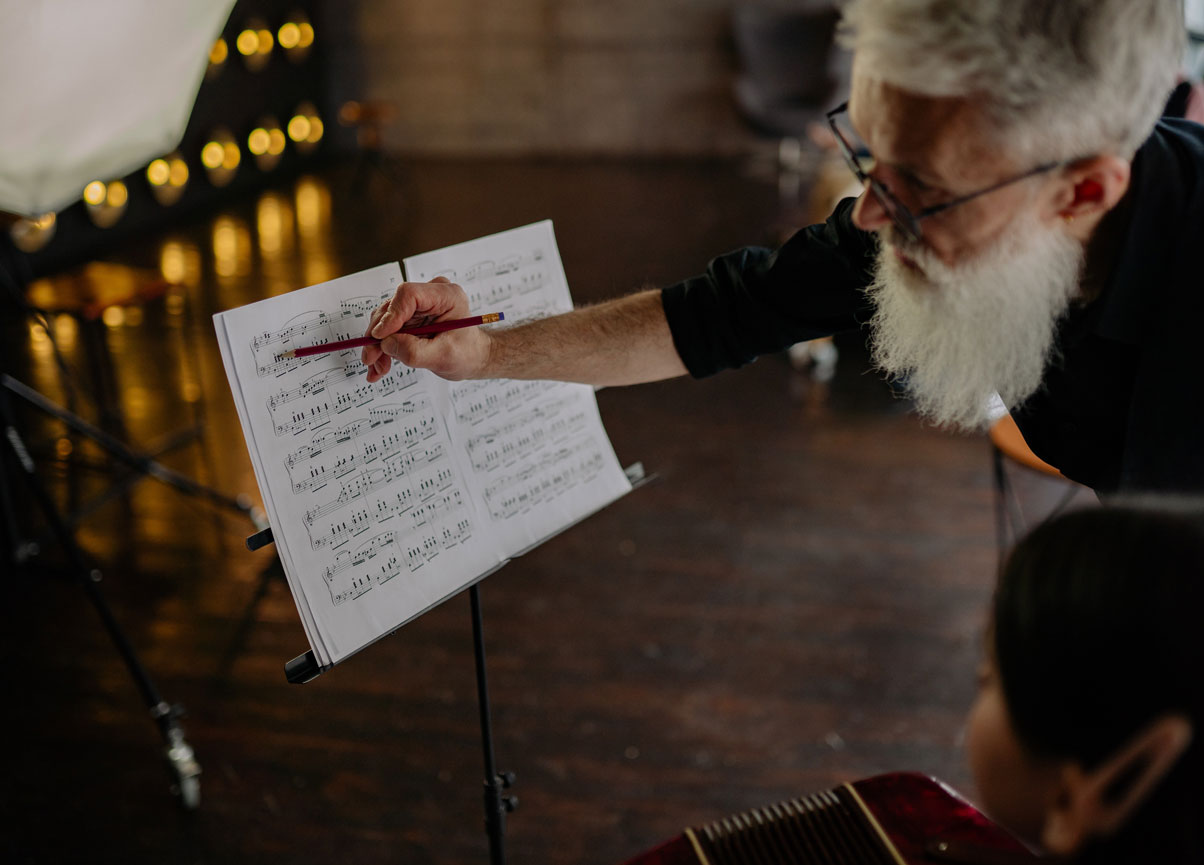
[825,101,1067,244]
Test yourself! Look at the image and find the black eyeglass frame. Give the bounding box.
[825,101,1071,243]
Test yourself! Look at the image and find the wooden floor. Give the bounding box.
[0,156,1088,865]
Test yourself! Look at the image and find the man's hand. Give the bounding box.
[362,277,492,382]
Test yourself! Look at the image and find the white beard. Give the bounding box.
[866,214,1084,432]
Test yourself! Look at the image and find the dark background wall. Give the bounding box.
[321,0,762,157]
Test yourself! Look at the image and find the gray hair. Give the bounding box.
[839,0,1186,161]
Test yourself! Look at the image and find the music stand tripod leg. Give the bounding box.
[0,384,202,809]
[1,373,264,527]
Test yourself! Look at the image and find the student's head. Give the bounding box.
[966,505,1204,861]
[834,0,1184,430]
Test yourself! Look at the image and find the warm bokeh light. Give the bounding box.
[239,19,273,70]
[147,159,171,186]
[102,306,126,328]
[10,212,57,253]
[26,322,55,393]
[149,153,189,205]
[222,142,241,170]
[159,240,202,289]
[203,130,240,186]
[287,115,311,142]
[120,385,150,422]
[201,141,225,169]
[212,216,253,284]
[294,178,325,234]
[290,102,324,154]
[256,192,289,257]
[248,128,271,156]
[236,29,259,56]
[182,381,202,403]
[165,288,187,317]
[28,320,50,349]
[168,157,189,187]
[55,437,74,460]
[208,37,228,74]
[105,181,128,208]
[161,244,186,285]
[280,13,314,62]
[295,176,329,237]
[83,181,106,206]
[255,191,298,292]
[278,22,301,49]
[294,176,336,286]
[250,117,286,171]
[53,314,77,346]
[84,180,129,228]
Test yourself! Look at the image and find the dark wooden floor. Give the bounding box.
[0,156,1089,865]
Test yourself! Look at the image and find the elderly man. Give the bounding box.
[364,0,1200,494]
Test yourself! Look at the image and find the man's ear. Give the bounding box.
[1040,714,1193,856]
[1050,155,1131,223]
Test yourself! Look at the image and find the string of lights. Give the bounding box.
[10,3,327,267]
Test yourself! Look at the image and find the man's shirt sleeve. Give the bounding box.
[660,197,879,378]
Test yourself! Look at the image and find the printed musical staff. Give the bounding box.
[304,441,457,550]
[252,293,396,377]
[466,395,589,472]
[450,378,558,426]
[482,434,611,520]
[270,368,419,436]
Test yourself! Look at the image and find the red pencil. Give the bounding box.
[281,312,505,359]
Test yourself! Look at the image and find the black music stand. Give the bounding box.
[246,462,652,865]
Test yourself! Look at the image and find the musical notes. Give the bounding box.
[482,434,611,520]
[270,367,419,436]
[451,378,558,427]
[303,434,456,549]
[215,226,633,667]
[251,293,398,377]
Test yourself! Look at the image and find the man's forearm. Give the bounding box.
[483,288,688,386]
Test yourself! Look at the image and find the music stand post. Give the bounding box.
[247,526,518,865]
[249,462,654,865]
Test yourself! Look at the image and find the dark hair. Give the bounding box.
[994,504,1204,863]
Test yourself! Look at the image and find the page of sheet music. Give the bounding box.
[214,222,631,667]
[403,221,632,556]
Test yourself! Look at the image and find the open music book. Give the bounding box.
[214,221,632,668]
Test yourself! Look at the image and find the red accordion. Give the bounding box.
[620,773,1037,865]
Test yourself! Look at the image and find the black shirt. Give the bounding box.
[661,119,1204,493]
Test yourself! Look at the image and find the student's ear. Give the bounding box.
[1040,714,1193,856]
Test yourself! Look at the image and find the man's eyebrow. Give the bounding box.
[886,160,949,192]
[845,107,950,192]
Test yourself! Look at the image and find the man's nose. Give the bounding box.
[851,183,892,233]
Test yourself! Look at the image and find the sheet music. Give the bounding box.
[404,221,632,555]
[214,222,632,667]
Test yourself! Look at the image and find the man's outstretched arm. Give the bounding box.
[362,277,688,387]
